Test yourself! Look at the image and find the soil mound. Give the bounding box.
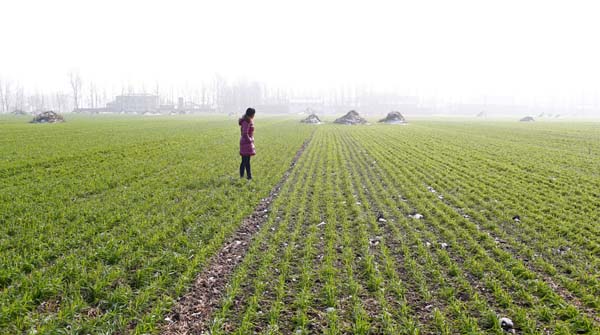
[301,113,321,124]
[378,111,406,124]
[31,111,65,123]
[519,116,535,122]
[334,110,367,125]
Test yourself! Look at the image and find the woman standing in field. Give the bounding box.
[239,107,256,180]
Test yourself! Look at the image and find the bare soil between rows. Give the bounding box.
[161,137,312,335]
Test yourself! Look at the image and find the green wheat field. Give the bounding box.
[1,115,599,334]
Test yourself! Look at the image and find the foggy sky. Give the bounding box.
[1,0,599,102]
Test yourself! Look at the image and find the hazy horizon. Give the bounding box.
[1,0,600,110]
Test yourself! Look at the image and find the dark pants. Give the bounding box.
[240,155,252,179]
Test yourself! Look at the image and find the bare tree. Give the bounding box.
[14,85,25,112]
[0,78,12,113]
[88,82,96,108]
[34,90,46,111]
[69,71,82,111]
[201,83,208,106]
[0,80,4,113]
[87,82,102,109]
[154,82,160,102]
[102,88,108,106]
[213,74,227,112]
[55,92,69,113]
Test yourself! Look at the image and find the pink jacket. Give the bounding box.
[239,117,256,156]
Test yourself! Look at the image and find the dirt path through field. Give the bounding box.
[161,137,312,335]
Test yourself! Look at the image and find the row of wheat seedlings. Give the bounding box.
[356,127,598,334]
[372,127,599,311]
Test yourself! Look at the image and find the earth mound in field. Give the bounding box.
[301,113,321,124]
[378,111,407,124]
[31,111,65,123]
[520,116,535,122]
[334,110,367,125]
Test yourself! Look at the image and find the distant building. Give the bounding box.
[106,94,159,113]
[74,94,218,115]
[177,99,216,114]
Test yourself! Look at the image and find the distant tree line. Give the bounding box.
[1,72,420,115]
